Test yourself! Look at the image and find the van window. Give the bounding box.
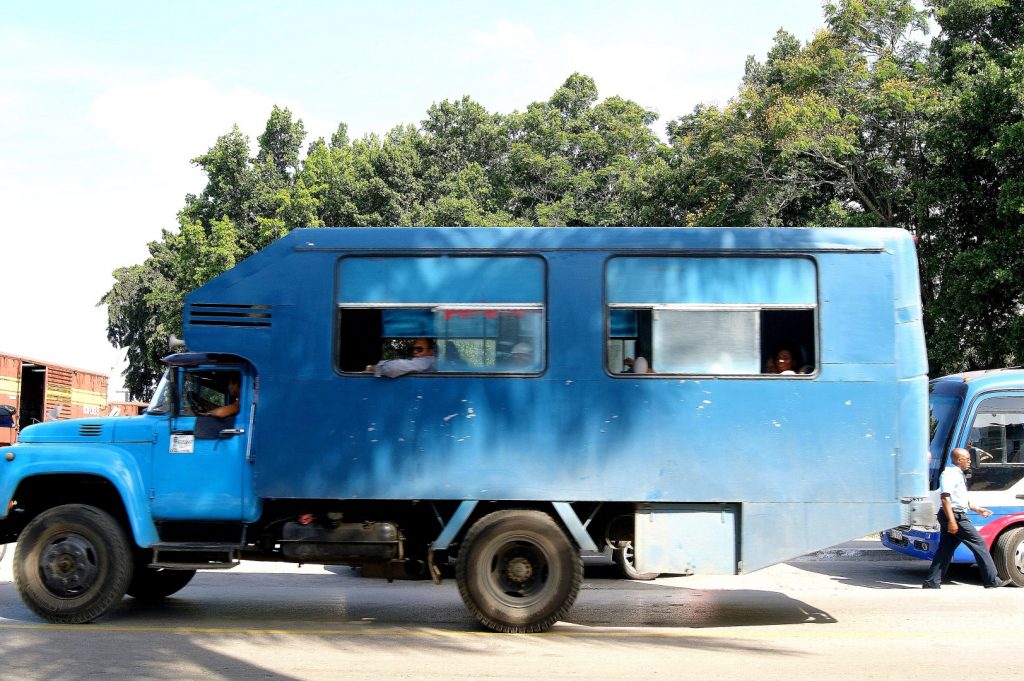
[606,256,817,376]
[966,396,1024,491]
[336,256,545,374]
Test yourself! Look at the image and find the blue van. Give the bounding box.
[881,369,1024,585]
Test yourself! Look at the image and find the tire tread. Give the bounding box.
[13,504,133,624]
[456,509,582,633]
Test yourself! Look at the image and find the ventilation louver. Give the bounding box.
[188,304,272,328]
[78,424,103,437]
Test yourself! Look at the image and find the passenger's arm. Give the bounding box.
[371,357,434,378]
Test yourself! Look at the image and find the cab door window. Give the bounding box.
[181,371,239,417]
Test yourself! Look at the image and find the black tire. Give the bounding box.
[126,561,197,601]
[613,542,658,581]
[456,509,582,633]
[13,504,133,624]
[993,526,1024,587]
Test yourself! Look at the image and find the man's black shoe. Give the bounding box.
[922,583,940,589]
[984,578,1011,588]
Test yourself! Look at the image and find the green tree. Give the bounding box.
[257,105,306,179]
[917,0,1024,373]
[500,73,662,226]
[123,0,1024,398]
[102,260,173,400]
[101,217,243,400]
[662,0,934,228]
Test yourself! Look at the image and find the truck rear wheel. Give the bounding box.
[13,504,133,624]
[456,509,582,633]
[613,541,658,581]
[993,526,1024,587]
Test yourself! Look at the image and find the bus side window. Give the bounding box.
[760,309,815,374]
[336,256,546,375]
[606,256,817,376]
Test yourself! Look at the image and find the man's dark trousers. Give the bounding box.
[923,511,999,587]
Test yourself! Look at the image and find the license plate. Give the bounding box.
[889,529,903,541]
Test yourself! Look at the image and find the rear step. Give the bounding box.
[150,542,242,569]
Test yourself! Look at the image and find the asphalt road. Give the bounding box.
[1,543,1020,681]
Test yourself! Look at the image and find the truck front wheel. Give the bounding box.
[456,509,582,633]
[13,504,133,624]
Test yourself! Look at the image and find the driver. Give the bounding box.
[192,374,240,419]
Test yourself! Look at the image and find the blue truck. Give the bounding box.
[0,227,932,632]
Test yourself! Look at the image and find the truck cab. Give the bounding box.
[144,354,256,522]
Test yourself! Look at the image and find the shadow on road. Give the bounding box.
[0,567,834,635]
[785,558,984,589]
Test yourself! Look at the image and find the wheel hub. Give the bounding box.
[40,535,100,597]
[505,556,534,583]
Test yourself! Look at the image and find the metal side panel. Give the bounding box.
[634,503,738,575]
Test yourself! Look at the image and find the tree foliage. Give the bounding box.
[103,0,1024,397]
[916,0,1024,372]
[661,0,934,227]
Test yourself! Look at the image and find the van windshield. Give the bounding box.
[928,380,966,489]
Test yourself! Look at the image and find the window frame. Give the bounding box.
[179,369,239,417]
[603,255,820,379]
[334,254,548,377]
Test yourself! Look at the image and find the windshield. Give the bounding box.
[928,380,966,489]
[147,369,174,415]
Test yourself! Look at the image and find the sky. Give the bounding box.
[0,0,831,399]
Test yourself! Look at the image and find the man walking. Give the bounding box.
[923,448,1011,589]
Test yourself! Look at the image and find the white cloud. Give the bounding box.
[88,75,336,180]
[89,76,275,170]
[459,20,727,126]
[470,20,539,54]
[2,74,336,390]
[0,89,26,130]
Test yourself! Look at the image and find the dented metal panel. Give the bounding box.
[635,504,738,575]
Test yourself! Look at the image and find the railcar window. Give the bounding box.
[606,256,817,376]
[336,256,545,375]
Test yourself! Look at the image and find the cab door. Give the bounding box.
[150,367,252,520]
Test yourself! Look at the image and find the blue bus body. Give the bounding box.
[881,369,1024,585]
[1,227,931,630]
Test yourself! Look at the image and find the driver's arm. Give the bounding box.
[206,401,239,418]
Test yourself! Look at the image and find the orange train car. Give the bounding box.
[0,352,109,445]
